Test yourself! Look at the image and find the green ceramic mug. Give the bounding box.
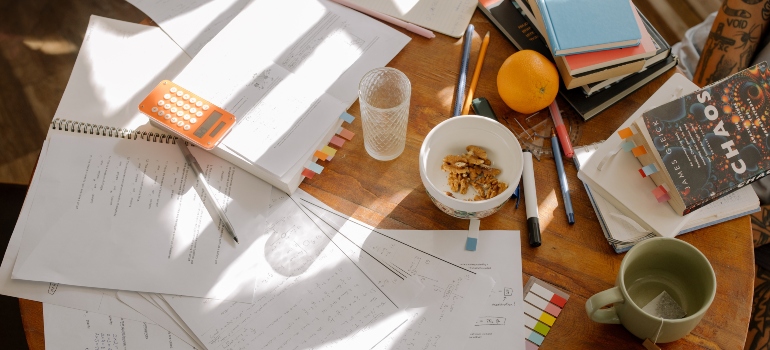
[585,237,716,343]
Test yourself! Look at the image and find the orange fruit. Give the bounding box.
[497,50,559,114]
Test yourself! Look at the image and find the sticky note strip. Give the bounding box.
[524,315,551,336]
[525,340,540,350]
[307,162,324,174]
[618,127,633,139]
[525,292,562,317]
[337,127,355,140]
[339,112,355,123]
[314,150,328,160]
[465,218,480,251]
[652,185,670,203]
[330,135,346,147]
[531,283,568,308]
[322,146,337,160]
[639,168,647,178]
[621,140,635,152]
[632,145,647,157]
[301,168,315,179]
[642,164,658,176]
[523,302,555,326]
[525,326,545,346]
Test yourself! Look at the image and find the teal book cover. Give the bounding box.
[535,0,641,56]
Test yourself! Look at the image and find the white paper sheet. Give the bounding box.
[117,291,206,349]
[13,132,271,302]
[164,195,411,350]
[341,0,478,37]
[53,15,191,131]
[44,303,198,350]
[173,0,410,178]
[375,229,525,349]
[294,190,497,350]
[126,0,252,57]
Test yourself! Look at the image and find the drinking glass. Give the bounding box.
[358,67,411,161]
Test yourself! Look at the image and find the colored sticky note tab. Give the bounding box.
[314,150,328,160]
[524,315,551,336]
[639,168,647,178]
[642,164,658,176]
[652,185,670,203]
[301,168,315,179]
[618,127,633,139]
[632,145,647,157]
[531,283,568,308]
[465,237,477,251]
[340,112,355,123]
[525,340,540,350]
[330,135,346,147]
[621,140,635,152]
[307,162,324,174]
[525,292,561,317]
[337,127,355,140]
[525,327,545,346]
[523,303,556,326]
[322,146,337,160]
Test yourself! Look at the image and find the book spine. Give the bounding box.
[534,0,560,54]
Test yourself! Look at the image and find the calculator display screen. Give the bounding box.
[194,111,223,138]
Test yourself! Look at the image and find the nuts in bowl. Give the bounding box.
[419,115,523,219]
[442,145,508,201]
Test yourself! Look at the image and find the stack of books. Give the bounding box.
[478,0,678,120]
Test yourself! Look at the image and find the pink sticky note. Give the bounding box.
[338,128,355,140]
[330,135,346,147]
[301,168,315,179]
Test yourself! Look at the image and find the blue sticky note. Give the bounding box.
[527,330,545,346]
[621,140,635,152]
[307,162,324,174]
[340,112,355,123]
[465,237,478,251]
[642,163,658,176]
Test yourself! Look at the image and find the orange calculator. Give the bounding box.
[138,80,235,150]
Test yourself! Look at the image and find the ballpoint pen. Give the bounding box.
[548,100,574,158]
[177,139,239,244]
[453,24,474,116]
[551,128,575,224]
[522,150,541,247]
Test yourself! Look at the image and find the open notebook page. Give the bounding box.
[344,0,478,37]
[13,132,271,302]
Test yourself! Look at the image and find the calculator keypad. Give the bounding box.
[153,85,220,134]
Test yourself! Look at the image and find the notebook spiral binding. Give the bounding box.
[50,118,179,144]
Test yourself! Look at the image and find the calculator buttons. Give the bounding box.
[189,98,196,103]
[177,111,184,117]
[183,104,190,110]
[190,118,197,124]
[170,97,178,103]
[183,125,191,131]
[157,100,164,106]
[176,91,184,97]
[177,121,185,127]
[202,105,209,111]
[170,87,177,93]
[190,107,197,113]
[171,117,178,123]
[164,94,171,99]
[196,101,203,107]
[183,114,191,120]
[157,110,165,116]
[196,111,203,117]
[170,107,178,113]
[176,101,184,107]
[164,114,171,120]
[164,104,171,110]
[151,107,158,113]
[183,94,190,100]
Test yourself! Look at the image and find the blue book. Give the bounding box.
[534,0,641,56]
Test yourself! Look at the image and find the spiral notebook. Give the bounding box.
[575,143,759,253]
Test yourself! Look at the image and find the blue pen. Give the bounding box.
[551,128,575,224]
[453,24,474,116]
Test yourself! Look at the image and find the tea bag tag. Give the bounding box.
[465,218,480,251]
[641,291,687,319]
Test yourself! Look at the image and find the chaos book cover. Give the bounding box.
[642,62,770,213]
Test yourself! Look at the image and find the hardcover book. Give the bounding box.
[534,0,640,56]
[629,62,770,215]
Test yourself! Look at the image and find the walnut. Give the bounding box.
[441,145,508,201]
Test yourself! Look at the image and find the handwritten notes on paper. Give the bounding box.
[12,132,270,301]
[164,195,409,350]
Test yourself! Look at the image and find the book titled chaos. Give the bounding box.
[641,62,770,214]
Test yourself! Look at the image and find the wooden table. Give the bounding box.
[20,10,754,350]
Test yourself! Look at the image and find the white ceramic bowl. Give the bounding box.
[419,115,523,219]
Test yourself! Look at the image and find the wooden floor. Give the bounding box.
[0,0,720,185]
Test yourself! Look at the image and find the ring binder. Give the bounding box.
[50,118,177,142]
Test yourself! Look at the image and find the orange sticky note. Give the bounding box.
[314,150,328,160]
[338,128,355,140]
[631,145,647,157]
[618,127,633,139]
[301,168,315,179]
